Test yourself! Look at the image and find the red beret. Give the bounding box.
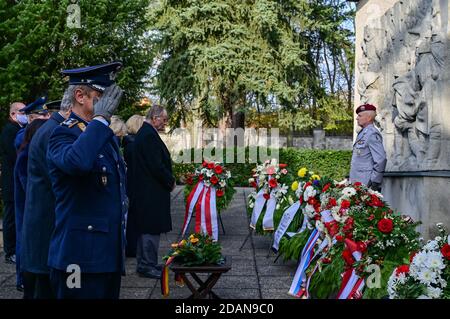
[356,104,377,114]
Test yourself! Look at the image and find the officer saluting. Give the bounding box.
[350,104,387,191]
[47,62,127,299]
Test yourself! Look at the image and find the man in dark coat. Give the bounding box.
[47,62,126,299]
[0,102,26,264]
[130,105,175,279]
[21,97,70,299]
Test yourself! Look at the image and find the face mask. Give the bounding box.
[16,114,28,125]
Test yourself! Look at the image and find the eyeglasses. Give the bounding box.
[156,116,168,123]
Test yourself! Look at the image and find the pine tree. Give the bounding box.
[0,0,152,124]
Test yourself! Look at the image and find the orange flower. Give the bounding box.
[190,237,199,244]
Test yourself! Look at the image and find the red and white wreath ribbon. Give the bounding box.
[337,239,365,299]
[182,181,219,241]
[288,229,320,298]
[250,177,278,231]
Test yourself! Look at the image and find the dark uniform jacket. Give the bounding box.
[129,122,174,235]
[0,121,21,202]
[21,112,64,274]
[47,112,127,273]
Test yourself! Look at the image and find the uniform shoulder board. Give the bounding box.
[61,118,79,128]
[77,122,86,132]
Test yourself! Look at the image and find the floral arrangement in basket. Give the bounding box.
[182,161,235,241]
[282,179,421,299]
[161,233,224,297]
[388,223,450,299]
[247,159,292,234]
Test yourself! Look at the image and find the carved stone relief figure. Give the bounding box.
[357,57,381,106]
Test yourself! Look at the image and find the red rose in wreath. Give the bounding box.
[322,183,331,192]
[207,162,215,169]
[377,218,394,234]
[216,189,224,197]
[263,193,270,200]
[342,249,354,266]
[268,179,278,188]
[441,244,450,260]
[395,265,410,276]
[202,161,208,168]
[328,198,337,207]
[279,163,287,168]
[210,175,219,185]
[199,174,204,181]
[214,165,223,174]
[340,200,350,210]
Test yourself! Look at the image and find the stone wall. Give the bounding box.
[353,0,450,238]
[160,129,353,154]
[355,0,450,172]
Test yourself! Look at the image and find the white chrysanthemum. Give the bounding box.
[412,251,428,268]
[387,271,406,299]
[416,269,438,285]
[304,204,315,214]
[226,171,231,179]
[342,187,356,198]
[219,181,226,188]
[204,180,211,187]
[206,171,213,177]
[427,286,442,299]
[425,251,445,271]
[424,240,439,251]
[276,174,280,179]
[249,202,254,208]
[303,186,317,201]
[248,178,255,183]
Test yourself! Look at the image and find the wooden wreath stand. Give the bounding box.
[169,256,232,299]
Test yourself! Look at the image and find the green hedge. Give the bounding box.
[172,147,351,186]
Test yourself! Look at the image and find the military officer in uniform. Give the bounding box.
[21,95,71,299]
[350,104,387,191]
[47,62,127,299]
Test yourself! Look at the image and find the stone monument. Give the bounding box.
[352,0,450,238]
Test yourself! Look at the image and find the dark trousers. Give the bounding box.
[125,213,138,258]
[23,272,55,299]
[50,268,121,299]
[2,201,16,257]
[136,234,160,272]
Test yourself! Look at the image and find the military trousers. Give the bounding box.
[2,201,16,257]
[50,268,121,299]
[23,272,55,299]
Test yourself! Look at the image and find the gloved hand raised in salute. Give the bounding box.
[93,84,123,124]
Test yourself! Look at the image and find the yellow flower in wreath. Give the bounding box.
[298,167,307,178]
[311,174,321,181]
[190,237,199,244]
[291,181,299,191]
